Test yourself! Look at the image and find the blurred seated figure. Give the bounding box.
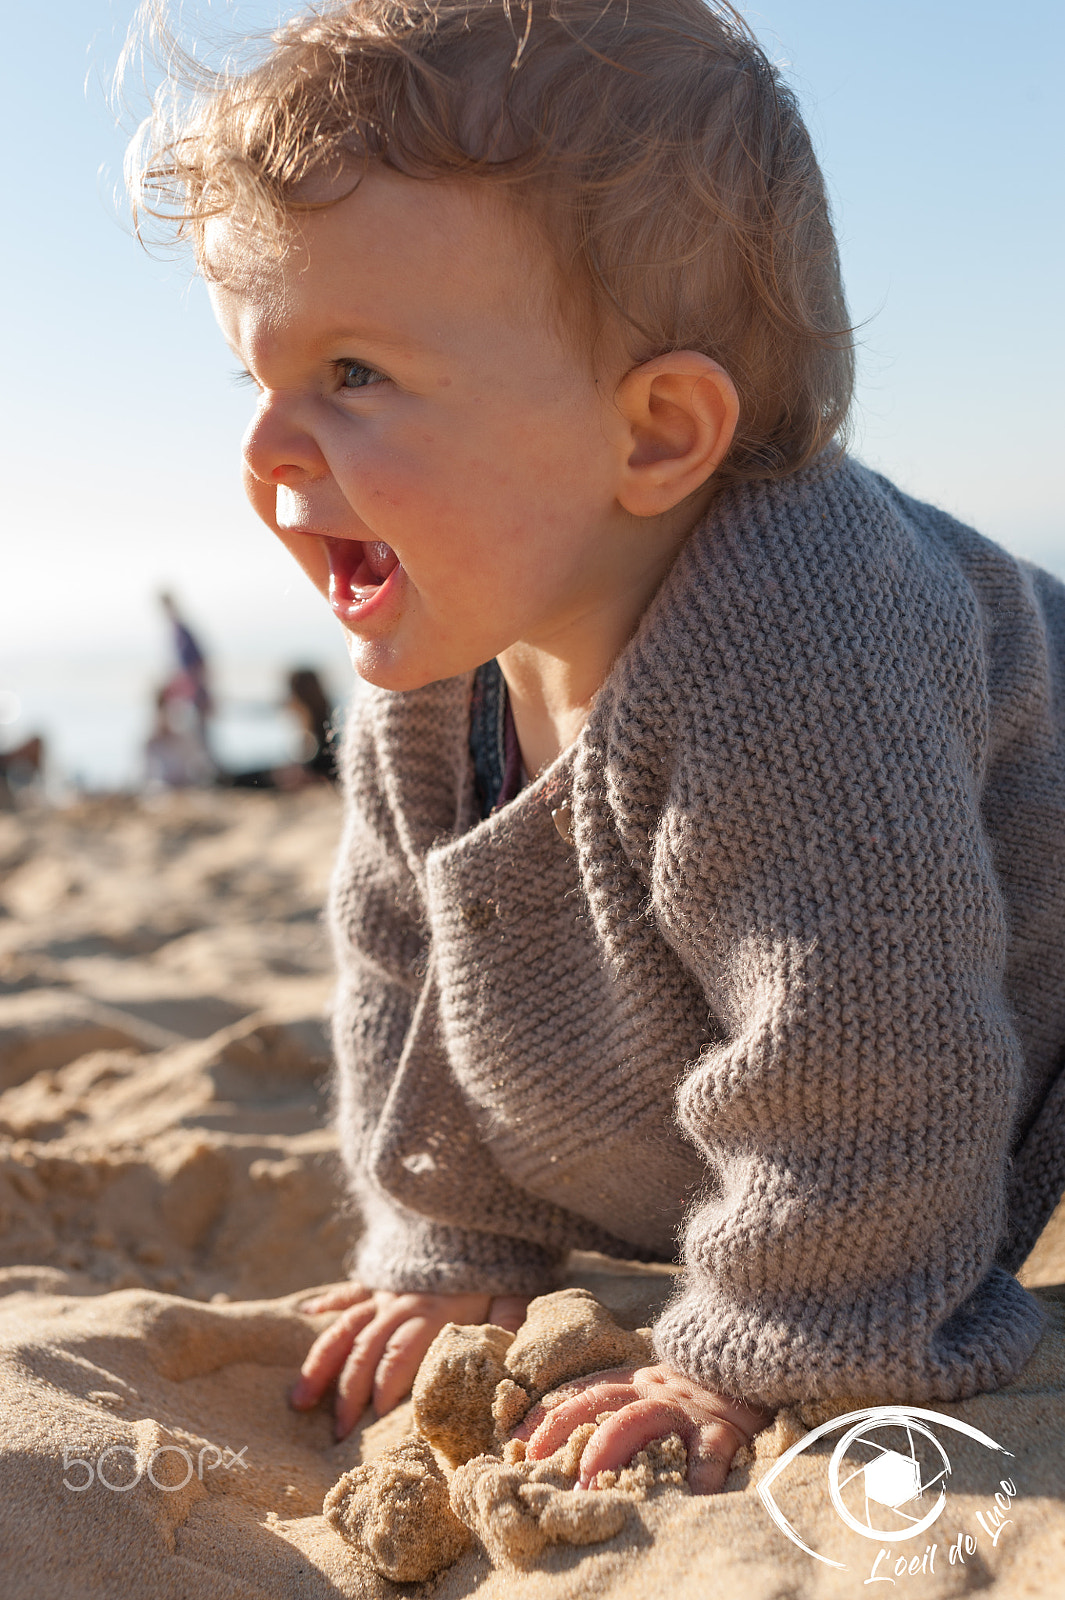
[144,687,217,790]
[0,735,45,810]
[220,668,338,791]
[287,668,338,784]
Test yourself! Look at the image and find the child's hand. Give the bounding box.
[513,1362,771,1494]
[291,1283,528,1439]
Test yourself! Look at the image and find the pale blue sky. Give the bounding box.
[3,0,1063,672]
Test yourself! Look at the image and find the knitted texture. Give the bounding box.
[329,455,1065,1404]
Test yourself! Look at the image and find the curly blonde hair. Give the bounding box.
[127,0,854,485]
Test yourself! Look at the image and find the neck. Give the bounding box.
[496,544,678,776]
[496,648,598,779]
[496,495,711,776]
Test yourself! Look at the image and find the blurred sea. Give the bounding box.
[0,650,355,796]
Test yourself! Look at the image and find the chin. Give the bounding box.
[343,634,456,695]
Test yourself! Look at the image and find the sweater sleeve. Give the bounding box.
[587,468,1048,1404]
[329,690,566,1298]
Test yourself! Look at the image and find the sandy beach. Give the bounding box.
[2,788,1063,1598]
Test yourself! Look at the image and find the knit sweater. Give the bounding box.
[328,454,1065,1405]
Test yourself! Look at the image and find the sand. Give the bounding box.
[1,789,1064,1598]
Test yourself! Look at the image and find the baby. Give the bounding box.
[131,0,1065,1493]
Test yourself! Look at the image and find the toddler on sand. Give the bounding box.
[130,0,1065,1493]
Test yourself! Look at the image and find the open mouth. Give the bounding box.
[325,538,401,619]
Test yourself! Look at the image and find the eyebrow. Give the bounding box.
[223,325,425,370]
[312,323,424,356]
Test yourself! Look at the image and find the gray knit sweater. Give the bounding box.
[328,454,1065,1405]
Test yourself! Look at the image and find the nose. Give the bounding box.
[241,391,325,488]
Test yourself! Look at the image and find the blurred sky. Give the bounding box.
[2,0,1063,759]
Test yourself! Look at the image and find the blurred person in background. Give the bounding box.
[143,686,217,790]
[286,668,338,785]
[220,667,338,791]
[0,735,45,810]
[159,591,213,746]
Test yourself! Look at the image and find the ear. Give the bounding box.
[612,353,739,518]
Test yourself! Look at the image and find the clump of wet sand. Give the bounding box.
[332,1288,682,1579]
[325,1437,473,1581]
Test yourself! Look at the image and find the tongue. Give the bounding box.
[362,541,399,583]
[326,538,400,613]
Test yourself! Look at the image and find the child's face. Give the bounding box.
[207,169,647,692]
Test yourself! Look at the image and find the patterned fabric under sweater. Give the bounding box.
[328,453,1065,1405]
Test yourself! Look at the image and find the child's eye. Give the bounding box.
[231,367,261,390]
[337,359,386,390]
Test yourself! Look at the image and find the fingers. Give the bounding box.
[629,1365,771,1459]
[511,1400,547,1443]
[567,1399,746,1493]
[521,1383,639,1458]
[513,1367,638,1444]
[514,1363,770,1497]
[335,1298,475,1438]
[291,1289,500,1437]
[297,1282,371,1315]
[290,1294,415,1433]
[367,1294,497,1420]
[371,1317,435,1417]
[487,1295,529,1334]
[334,1306,415,1438]
[575,1396,690,1488]
[573,1396,749,1494]
[686,1415,752,1495]
[290,1300,376,1409]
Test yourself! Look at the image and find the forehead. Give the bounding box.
[203,169,559,359]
